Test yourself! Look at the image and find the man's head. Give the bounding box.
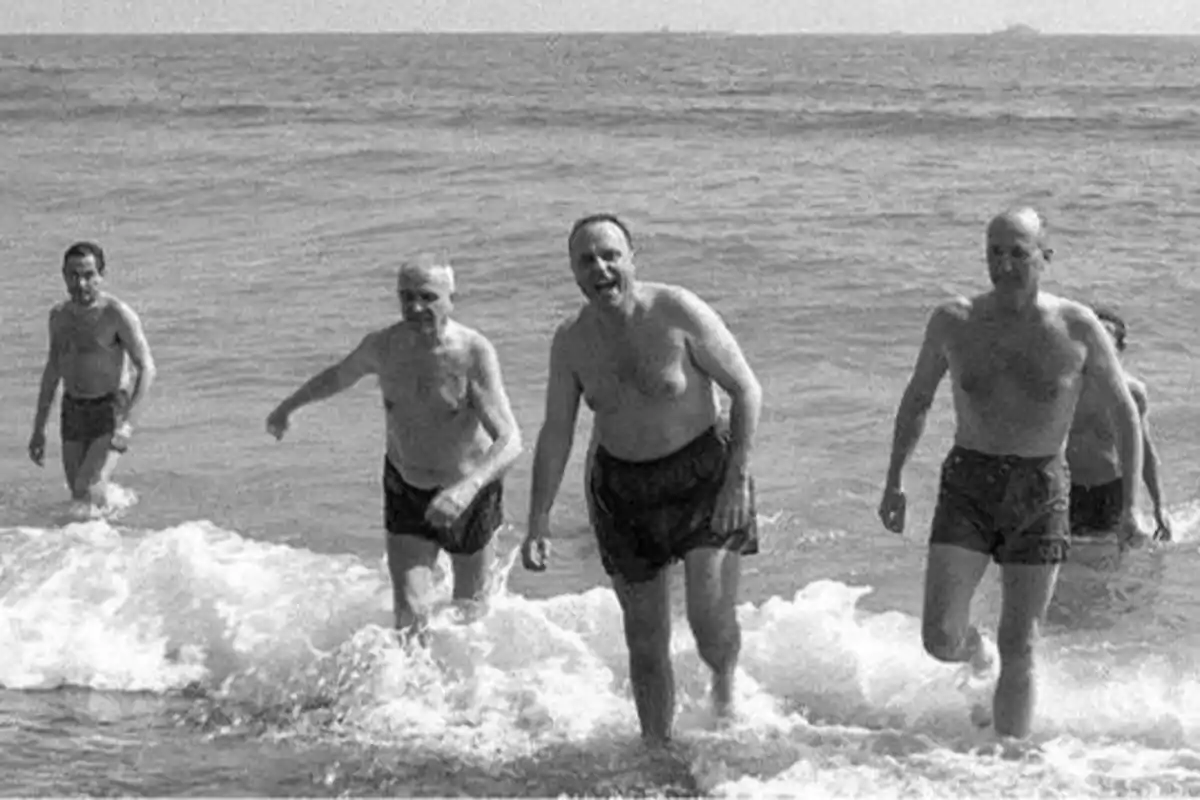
[1092,304,1127,352]
[567,213,636,308]
[985,207,1052,293]
[62,241,106,306]
[396,254,455,334]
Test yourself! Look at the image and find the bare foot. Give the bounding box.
[959,634,999,728]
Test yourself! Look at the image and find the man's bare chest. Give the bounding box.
[378,353,472,415]
[58,310,118,355]
[573,329,690,407]
[950,325,1083,404]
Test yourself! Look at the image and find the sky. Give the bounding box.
[1,0,1197,35]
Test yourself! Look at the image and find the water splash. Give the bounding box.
[0,517,1198,797]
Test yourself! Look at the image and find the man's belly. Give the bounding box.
[61,353,125,397]
[386,422,491,489]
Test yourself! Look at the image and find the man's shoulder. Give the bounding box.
[926,294,974,333]
[99,294,142,325]
[642,281,722,330]
[447,319,501,359]
[1042,293,1104,340]
[1127,374,1148,404]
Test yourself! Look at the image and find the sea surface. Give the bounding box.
[2,32,1200,797]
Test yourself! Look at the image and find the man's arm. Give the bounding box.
[885,305,952,491]
[1129,379,1167,523]
[1080,309,1143,514]
[677,288,762,480]
[32,308,63,435]
[527,323,582,535]
[273,331,381,418]
[113,300,157,428]
[460,334,523,490]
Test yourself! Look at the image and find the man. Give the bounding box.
[28,242,156,508]
[266,256,522,632]
[521,214,762,743]
[877,208,1142,740]
[1067,306,1171,541]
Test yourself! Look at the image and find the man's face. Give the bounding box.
[63,254,103,306]
[986,223,1045,292]
[397,270,453,332]
[568,221,635,307]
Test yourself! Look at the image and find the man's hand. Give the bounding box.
[713,471,752,534]
[522,519,550,572]
[426,481,479,531]
[878,485,907,533]
[110,421,133,453]
[1153,510,1173,542]
[265,407,290,440]
[28,429,46,467]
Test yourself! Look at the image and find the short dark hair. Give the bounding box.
[568,213,633,250]
[63,241,106,274]
[1092,304,1127,351]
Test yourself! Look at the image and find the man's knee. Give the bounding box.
[922,620,970,662]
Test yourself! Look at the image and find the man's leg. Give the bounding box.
[922,543,993,670]
[448,535,495,621]
[385,532,442,632]
[993,562,1059,739]
[61,441,86,501]
[73,438,122,506]
[612,568,673,743]
[683,546,741,717]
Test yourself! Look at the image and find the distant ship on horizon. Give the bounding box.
[992,23,1040,36]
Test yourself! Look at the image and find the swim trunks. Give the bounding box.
[382,456,502,555]
[1069,479,1123,537]
[588,425,758,584]
[930,446,1070,565]
[60,390,130,449]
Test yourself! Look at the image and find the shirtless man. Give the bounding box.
[28,242,157,507]
[266,256,522,631]
[521,214,762,743]
[878,208,1142,740]
[1067,306,1171,541]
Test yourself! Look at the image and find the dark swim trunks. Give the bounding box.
[1069,479,1123,537]
[60,390,129,449]
[588,426,758,584]
[930,446,1070,565]
[382,457,502,556]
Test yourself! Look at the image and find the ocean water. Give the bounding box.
[2,32,1200,797]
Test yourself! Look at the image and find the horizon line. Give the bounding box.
[1,29,1196,37]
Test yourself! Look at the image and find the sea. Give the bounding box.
[2,31,1200,798]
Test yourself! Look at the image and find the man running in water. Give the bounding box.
[267,256,522,632]
[28,242,157,508]
[878,208,1142,740]
[522,214,762,742]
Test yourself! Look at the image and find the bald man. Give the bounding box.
[266,256,522,632]
[877,208,1142,740]
[521,214,763,743]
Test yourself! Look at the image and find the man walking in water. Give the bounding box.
[28,242,157,509]
[1067,306,1171,541]
[878,208,1142,740]
[266,256,522,632]
[521,214,762,743]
